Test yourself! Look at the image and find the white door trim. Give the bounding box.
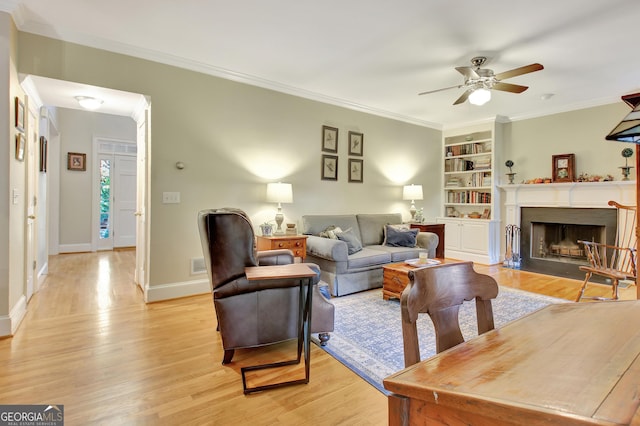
[91,137,136,252]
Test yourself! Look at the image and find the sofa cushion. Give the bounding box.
[356,213,403,246]
[382,223,411,245]
[368,245,426,262]
[302,215,362,240]
[385,226,419,247]
[346,247,392,269]
[336,228,363,254]
[319,225,343,239]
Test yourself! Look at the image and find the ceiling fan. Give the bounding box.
[418,56,544,105]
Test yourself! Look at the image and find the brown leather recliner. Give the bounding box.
[198,208,334,364]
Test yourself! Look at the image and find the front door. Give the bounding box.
[95,140,137,251]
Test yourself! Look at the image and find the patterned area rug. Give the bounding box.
[314,287,566,394]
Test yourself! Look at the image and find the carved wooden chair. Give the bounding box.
[400,261,499,367]
[576,200,637,301]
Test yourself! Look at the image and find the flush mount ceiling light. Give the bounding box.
[468,88,491,106]
[75,96,103,110]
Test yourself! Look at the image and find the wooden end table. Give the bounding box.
[382,259,461,300]
[256,235,308,261]
[409,223,445,259]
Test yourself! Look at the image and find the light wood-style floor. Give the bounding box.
[1,251,636,425]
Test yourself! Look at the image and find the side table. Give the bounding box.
[242,263,316,394]
[409,223,445,259]
[256,235,308,261]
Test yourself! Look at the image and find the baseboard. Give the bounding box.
[445,250,500,265]
[0,295,27,337]
[37,262,48,291]
[145,278,210,302]
[59,243,93,253]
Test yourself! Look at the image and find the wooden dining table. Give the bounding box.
[383,301,640,425]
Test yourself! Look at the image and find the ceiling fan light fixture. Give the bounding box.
[75,96,103,110]
[468,88,491,106]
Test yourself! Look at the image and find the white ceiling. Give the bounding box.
[3,0,640,128]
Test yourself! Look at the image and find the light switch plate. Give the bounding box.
[162,192,180,204]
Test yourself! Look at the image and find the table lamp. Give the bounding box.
[403,184,423,222]
[266,182,293,235]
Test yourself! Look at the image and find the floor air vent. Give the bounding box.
[191,257,207,275]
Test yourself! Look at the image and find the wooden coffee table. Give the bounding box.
[382,259,461,300]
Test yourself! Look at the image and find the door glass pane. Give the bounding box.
[100,159,111,239]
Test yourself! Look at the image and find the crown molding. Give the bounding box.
[15,21,442,130]
[0,0,20,13]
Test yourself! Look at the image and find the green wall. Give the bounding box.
[504,103,631,182]
[17,32,441,293]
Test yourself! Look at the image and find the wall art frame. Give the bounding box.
[15,96,25,132]
[39,136,48,172]
[348,158,363,183]
[15,133,25,161]
[321,154,338,181]
[322,125,338,153]
[348,131,364,156]
[552,153,575,183]
[67,152,87,171]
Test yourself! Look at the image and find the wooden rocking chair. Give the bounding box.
[575,200,637,301]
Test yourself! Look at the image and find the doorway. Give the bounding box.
[94,139,137,251]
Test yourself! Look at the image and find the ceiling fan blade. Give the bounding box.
[453,89,474,105]
[492,82,529,94]
[455,66,480,80]
[494,63,544,80]
[418,84,462,96]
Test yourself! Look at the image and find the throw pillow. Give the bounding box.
[319,226,343,239]
[385,226,419,247]
[335,227,363,255]
[382,223,410,245]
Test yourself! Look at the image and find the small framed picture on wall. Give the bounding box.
[348,158,363,183]
[40,136,48,172]
[15,133,25,161]
[552,153,575,182]
[348,131,363,156]
[322,125,338,153]
[15,97,25,132]
[321,154,338,181]
[67,152,87,171]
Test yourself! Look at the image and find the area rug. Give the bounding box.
[314,287,566,394]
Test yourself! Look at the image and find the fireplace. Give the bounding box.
[520,207,617,281]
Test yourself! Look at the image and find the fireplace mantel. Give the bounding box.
[499,181,635,209]
[499,180,635,232]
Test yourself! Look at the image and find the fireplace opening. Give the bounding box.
[530,223,605,264]
[520,207,617,282]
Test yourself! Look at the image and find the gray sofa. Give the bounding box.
[302,213,439,296]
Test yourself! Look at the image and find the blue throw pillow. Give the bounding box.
[385,226,419,247]
[336,227,363,255]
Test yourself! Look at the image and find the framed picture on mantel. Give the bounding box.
[552,153,575,183]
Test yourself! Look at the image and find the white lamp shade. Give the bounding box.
[402,184,423,201]
[468,88,491,106]
[266,182,293,203]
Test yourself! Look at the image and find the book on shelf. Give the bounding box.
[446,177,462,187]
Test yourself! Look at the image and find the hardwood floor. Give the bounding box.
[1,251,635,425]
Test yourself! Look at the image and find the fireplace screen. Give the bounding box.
[520,207,617,281]
[530,223,605,263]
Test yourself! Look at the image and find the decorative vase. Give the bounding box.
[260,224,273,236]
[506,172,516,184]
[619,166,633,181]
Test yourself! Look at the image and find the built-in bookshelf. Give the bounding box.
[443,130,493,218]
[437,121,503,265]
